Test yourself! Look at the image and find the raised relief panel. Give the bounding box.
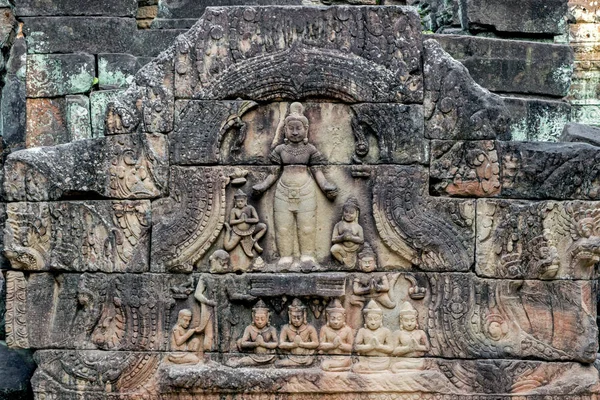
[477,199,600,280]
[4,133,168,201]
[4,201,151,272]
[172,6,423,103]
[170,101,427,166]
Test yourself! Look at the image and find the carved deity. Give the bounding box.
[351,274,396,309]
[353,300,393,373]
[167,309,203,365]
[194,278,217,351]
[331,197,365,268]
[357,243,377,272]
[208,249,231,273]
[231,300,278,367]
[223,190,267,262]
[318,298,354,372]
[390,301,430,372]
[276,298,319,367]
[253,102,338,269]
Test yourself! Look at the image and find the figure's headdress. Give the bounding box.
[362,300,383,315]
[252,299,270,313]
[284,102,309,128]
[358,243,375,259]
[288,298,306,313]
[398,301,418,317]
[343,197,360,213]
[234,189,247,199]
[325,298,346,314]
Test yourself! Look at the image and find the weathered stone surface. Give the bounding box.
[26,53,95,97]
[572,104,600,126]
[65,95,92,141]
[1,34,27,154]
[22,17,136,54]
[168,6,423,102]
[407,0,461,32]
[430,140,501,197]
[504,97,571,142]
[0,271,4,336]
[0,342,35,400]
[170,101,428,165]
[156,0,302,21]
[498,140,600,200]
[459,0,568,34]
[0,203,7,269]
[434,35,575,97]
[90,89,124,137]
[152,165,474,273]
[31,350,600,398]
[16,0,137,17]
[4,133,168,201]
[98,54,153,90]
[560,122,600,145]
[476,199,600,279]
[25,97,68,147]
[7,271,596,363]
[423,39,510,140]
[432,140,600,200]
[4,200,151,272]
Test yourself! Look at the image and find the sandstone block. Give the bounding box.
[476,199,600,280]
[16,0,137,16]
[0,342,35,400]
[434,35,574,97]
[7,271,596,363]
[504,97,571,142]
[560,122,600,146]
[65,95,92,141]
[4,200,151,273]
[98,54,153,90]
[22,17,136,54]
[90,89,124,137]
[423,39,510,140]
[459,0,568,35]
[25,98,68,148]
[4,133,168,201]
[151,165,474,273]
[170,101,428,165]
[1,35,27,153]
[26,53,95,97]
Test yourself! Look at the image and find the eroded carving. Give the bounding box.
[331,197,365,268]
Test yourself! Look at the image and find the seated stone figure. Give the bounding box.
[390,301,430,372]
[330,197,364,268]
[168,309,202,365]
[353,300,393,373]
[229,300,278,367]
[318,298,354,372]
[276,298,319,367]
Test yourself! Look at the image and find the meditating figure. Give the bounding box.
[353,300,393,373]
[318,298,354,372]
[331,197,365,268]
[390,301,430,372]
[276,298,319,367]
[231,300,278,367]
[253,102,338,269]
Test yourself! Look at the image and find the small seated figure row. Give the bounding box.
[231,298,430,373]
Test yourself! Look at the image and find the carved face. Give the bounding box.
[365,312,382,330]
[289,311,305,328]
[359,256,376,272]
[179,314,191,329]
[343,206,358,222]
[253,310,269,329]
[400,314,417,331]
[327,311,345,330]
[285,120,307,144]
[235,197,247,209]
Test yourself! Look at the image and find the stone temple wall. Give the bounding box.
[0,1,600,400]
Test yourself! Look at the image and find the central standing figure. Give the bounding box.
[253,102,338,269]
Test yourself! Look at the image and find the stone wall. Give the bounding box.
[0,1,600,400]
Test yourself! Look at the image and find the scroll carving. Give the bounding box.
[5,271,29,348]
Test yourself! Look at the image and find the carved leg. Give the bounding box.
[274,209,295,267]
[330,243,346,264]
[252,222,267,253]
[223,231,242,252]
[297,210,317,265]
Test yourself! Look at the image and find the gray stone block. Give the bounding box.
[434,34,574,97]
[459,0,568,35]
[90,89,124,137]
[0,342,35,400]
[560,122,600,146]
[98,54,153,90]
[65,95,92,141]
[1,35,26,153]
[16,0,137,17]
[503,97,571,141]
[26,53,95,97]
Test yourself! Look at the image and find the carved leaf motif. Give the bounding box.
[373,166,472,271]
[5,271,29,348]
[5,203,51,270]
